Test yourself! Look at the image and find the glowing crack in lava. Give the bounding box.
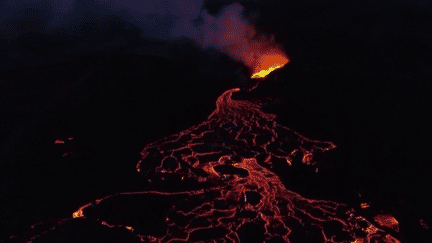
[14,88,400,242]
[251,50,289,79]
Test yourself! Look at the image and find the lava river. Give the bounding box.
[7,88,400,242]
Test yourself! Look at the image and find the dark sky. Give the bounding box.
[1,0,432,242]
[0,0,205,40]
[0,0,430,37]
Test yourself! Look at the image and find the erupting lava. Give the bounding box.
[251,50,289,79]
[193,2,289,80]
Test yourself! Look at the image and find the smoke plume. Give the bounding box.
[0,1,288,75]
[182,2,288,76]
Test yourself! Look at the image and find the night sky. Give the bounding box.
[1,0,432,242]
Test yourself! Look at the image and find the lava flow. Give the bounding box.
[128,88,400,242]
[8,86,401,242]
[8,58,399,243]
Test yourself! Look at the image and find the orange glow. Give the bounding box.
[101,221,115,228]
[72,209,84,218]
[351,238,367,243]
[251,52,289,79]
[360,202,370,209]
[54,139,65,144]
[72,201,94,218]
[384,234,401,243]
[195,3,289,81]
[374,214,400,232]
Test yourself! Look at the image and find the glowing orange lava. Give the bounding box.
[360,202,370,209]
[251,51,289,79]
[11,88,400,243]
[374,214,400,232]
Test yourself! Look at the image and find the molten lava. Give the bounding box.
[251,50,289,79]
[11,88,400,243]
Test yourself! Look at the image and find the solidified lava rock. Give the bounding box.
[245,191,262,205]
[188,227,229,242]
[238,222,266,243]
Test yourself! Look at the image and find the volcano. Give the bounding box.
[1,0,432,242]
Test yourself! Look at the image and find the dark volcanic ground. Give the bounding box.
[1,0,432,242]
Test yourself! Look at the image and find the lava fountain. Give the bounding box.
[251,49,289,79]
